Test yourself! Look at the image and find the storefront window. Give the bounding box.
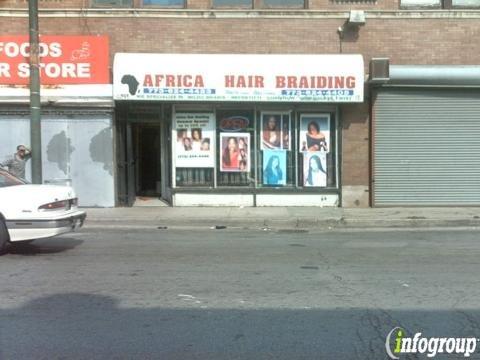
[173,108,337,190]
[216,109,255,187]
[173,112,215,187]
[258,112,295,187]
[143,0,185,7]
[298,113,336,188]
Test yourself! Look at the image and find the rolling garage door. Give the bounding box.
[374,88,480,206]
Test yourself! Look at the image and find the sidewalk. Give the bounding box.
[83,206,480,230]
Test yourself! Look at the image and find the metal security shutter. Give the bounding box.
[374,88,480,206]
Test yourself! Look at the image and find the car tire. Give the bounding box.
[17,240,34,244]
[0,219,9,254]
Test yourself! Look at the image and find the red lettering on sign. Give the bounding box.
[317,76,326,88]
[276,76,286,88]
[255,76,264,88]
[183,75,192,87]
[237,76,246,88]
[275,75,357,89]
[224,75,264,88]
[298,76,309,88]
[287,76,297,88]
[154,75,163,87]
[225,75,235,87]
[145,74,205,88]
[194,75,204,88]
[144,75,153,87]
[0,35,109,85]
[334,77,344,88]
[166,75,175,87]
[346,76,355,88]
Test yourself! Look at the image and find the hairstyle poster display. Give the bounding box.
[303,152,327,187]
[299,114,330,153]
[220,133,250,172]
[263,149,287,186]
[261,113,290,150]
[174,113,215,168]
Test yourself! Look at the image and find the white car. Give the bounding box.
[0,168,86,253]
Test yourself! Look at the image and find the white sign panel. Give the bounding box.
[114,54,364,103]
[174,113,215,168]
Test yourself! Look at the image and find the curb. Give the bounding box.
[82,217,480,230]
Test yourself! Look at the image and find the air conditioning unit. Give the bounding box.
[369,58,390,83]
[348,10,366,26]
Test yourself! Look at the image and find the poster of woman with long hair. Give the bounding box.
[303,152,327,187]
[220,133,250,172]
[299,114,329,153]
[263,150,287,186]
[261,113,290,150]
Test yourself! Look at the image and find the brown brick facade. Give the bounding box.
[2,16,479,65]
[1,0,399,10]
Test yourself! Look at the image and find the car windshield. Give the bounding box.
[0,169,27,187]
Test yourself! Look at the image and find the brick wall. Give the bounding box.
[0,0,400,10]
[1,16,476,65]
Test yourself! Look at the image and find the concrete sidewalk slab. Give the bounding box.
[81,207,480,229]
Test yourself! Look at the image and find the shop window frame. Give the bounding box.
[171,104,340,194]
[142,0,186,8]
[257,0,307,8]
[212,0,253,8]
[171,106,216,188]
[211,0,307,9]
[297,112,338,189]
[215,107,256,188]
[257,110,296,188]
[91,0,133,7]
[400,0,480,8]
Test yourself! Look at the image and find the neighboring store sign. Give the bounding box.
[0,35,109,85]
[174,113,215,168]
[113,54,364,103]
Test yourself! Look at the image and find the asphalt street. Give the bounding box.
[1,227,480,359]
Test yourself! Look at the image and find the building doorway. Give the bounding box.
[116,103,171,207]
[132,123,161,198]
